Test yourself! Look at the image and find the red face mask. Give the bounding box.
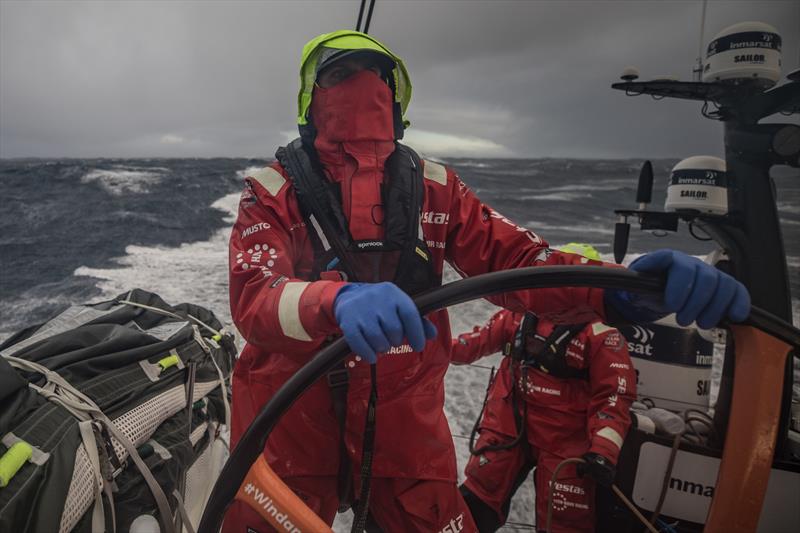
[310,70,395,143]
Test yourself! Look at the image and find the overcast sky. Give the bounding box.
[1,0,798,159]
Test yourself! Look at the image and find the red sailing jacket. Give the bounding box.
[228,157,610,482]
[451,309,523,365]
[452,309,636,463]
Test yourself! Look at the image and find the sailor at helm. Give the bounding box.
[226,30,750,533]
[452,244,637,533]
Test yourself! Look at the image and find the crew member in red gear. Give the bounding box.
[453,304,637,533]
[226,30,749,533]
[225,32,612,533]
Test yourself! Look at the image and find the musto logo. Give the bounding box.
[627,325,654,356]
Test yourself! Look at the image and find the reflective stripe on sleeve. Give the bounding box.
[278,282,313,341]
[423,160,447,185]
[591,322,615,336]
[596,426,624,449]
[249,167,286,196]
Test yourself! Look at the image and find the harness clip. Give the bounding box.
[327,368,349,389]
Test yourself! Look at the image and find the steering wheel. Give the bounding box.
[197,266,800,533]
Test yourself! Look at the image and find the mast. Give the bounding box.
[611,51,800,452]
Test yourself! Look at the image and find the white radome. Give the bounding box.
[702,21,782,87]
[665,155,729,215]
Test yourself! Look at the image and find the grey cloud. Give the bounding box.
[1,0,797,158]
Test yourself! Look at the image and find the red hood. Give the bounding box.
[310,70,396,241]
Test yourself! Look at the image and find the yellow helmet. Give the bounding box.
[297,30,412,128]
[557,243,602,261]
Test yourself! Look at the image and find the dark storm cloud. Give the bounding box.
[1,0,798,158]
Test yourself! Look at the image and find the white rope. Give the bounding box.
[117,299,221,337]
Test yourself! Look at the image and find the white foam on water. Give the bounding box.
[536,183,632,193]
[236,166,266,180]
[81,166,167,195]
[518,192,594,202]
[527,220,616,236]
[73,192,239,326]
[454,160,491,169]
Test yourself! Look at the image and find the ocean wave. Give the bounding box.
[778,203,800,215]
[487,168,542,178]
[81,166,166,195]
[526,220,616,235]
[236,166,267,180]
[211,192,240,223]
[536,183,632,193]
[518,192,594,201]
[452,160,492,169]
[72,192,241,325]
[0,277,102,342]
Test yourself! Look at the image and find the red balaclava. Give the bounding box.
[310,70,396,241]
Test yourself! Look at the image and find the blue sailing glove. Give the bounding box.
[333,282,438,363]
[606,249,751,329]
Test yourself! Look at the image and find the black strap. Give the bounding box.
[518,320,589,380]
[327,364,353,511]
[351,364,378,532]
[278,139,360,281]
[277,138,437,294]
[469,364,528,456]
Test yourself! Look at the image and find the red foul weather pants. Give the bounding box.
[223,476,478,533]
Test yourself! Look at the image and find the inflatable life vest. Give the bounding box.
[508,312,589,380]
[276,138,439,294]
[471,314,588,456]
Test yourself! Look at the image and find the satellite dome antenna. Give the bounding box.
[620,66,640,82]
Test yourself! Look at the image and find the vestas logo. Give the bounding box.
[422,211,450,225]
[437,513,464,533]
[627,326,654,356]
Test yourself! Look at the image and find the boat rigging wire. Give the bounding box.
[466,362,496,371]
[363,0,376,34]
[698,0,707,63]
[693,0,709,81]
[355,0,365,31]
[355,0,376,34]
[197,266,800,533]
